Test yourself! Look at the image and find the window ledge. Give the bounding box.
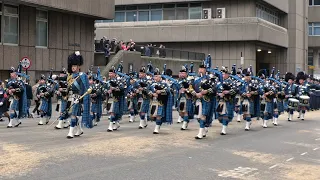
[3,43,18,46]
[35,46,48,49]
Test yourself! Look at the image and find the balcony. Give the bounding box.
[95,17,288,48]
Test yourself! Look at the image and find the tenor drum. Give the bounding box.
[299,96,310,107]
[288,98,299,109]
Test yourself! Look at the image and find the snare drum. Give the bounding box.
[299,96,310,107]
[288,98,299,109]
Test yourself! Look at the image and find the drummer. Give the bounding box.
[284,72,297,121]
[296,72,310,121]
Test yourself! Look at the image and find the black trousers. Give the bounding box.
[32,100,40,114]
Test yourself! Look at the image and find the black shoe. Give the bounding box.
[7,126,12,128]
[181,128,186,131]
[38,123,44,125]
[144,125,148,128]
[153,132,159,134]
[220,132,226,135]
[138,126,143,129]
[75,132,83,137]
[107,129,113,132]
[55,126,62,129]
[67,136,73,139]
[245,129,249,131]
[195,136,202,139]
[0,119,4,122]
[14,122,21,127]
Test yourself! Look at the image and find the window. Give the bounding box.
[115,12,125,22]
[4,5,18,44]
[176,4,188,20]
[138,11,149,21]
[309,23,320,36]
[308,52,314,66]
[310,0,320,5]
[163,9,175,20]
[189,7,202,19]
[126,11,137,22]
[36,10,48,47]
[151,10,162,21]
[0,3,2,43]
[256,3,280,25]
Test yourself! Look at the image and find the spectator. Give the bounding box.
[115,41,122,53]
[25,79,33,118]
[110,38,117,52]
[32,79,40,117]
[104,43,111,65]
[145,44,151,57]
[121,41,127,51]
[159,44,166,58]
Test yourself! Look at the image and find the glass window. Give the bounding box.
[36,10,48,47]
[176,8,188,20]
[151,10,162,21]
[163,9,175,20]
[151,4,162,9]
[126,11,137,22]
[114,12,125,22]
[4,5,18,44]
[115,6,125,11]
[310,0,313,5]
[177,3,188,8]
[309,23,313,35]
[190,3,202,7]
[138,11,149,21]
[314,27,320,35]
[163,4,175,9]
[189,7,202,19]
[308,52,314,66]
[314,0,320,5]
[138,5,149,10]
[126,6,137,10]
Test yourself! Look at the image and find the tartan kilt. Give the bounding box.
[186,99,194,115]
[39,99,49,113]
[27,99,31,108]
[91,103,98,113]
[264,101,274,114]
[201,99,213,116]
[140,99,150,113]
[216,100,234,120]
[71,103,82,116]
[156,104,165,117]
[283,99,289,111]
[10,98,19,111]
[277,100,284,113]
[240,100,254,115]
[60,100,68,113]
[111,101,120,115]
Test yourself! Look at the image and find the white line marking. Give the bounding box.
[313,147,319,151]
[301,152,308,156]
[286,157,294,162]
[269,164,278,169]
[316,138,320,141]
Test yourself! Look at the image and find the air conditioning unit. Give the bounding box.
[203,8,212,19]
[216,8,226,19]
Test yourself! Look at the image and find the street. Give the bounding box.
[0,109,320,180]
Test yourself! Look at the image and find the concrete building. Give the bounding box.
[0,0,114,81]
[308,0,320,77]
[96,0,309,75]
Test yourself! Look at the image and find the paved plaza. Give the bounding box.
[0,108,320,180]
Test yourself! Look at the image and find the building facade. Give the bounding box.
[308,0,320,77]
[0,0,114,81]
[95,0,309,75]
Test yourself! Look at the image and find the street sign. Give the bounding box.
[20,57,31,69]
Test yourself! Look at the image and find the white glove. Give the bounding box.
[74,98,80,104]
[0,102,3,106]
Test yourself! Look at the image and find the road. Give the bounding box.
[0,109,319,180]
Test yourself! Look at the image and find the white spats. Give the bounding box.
[129,115,135,123]
[7,119,13,128]
[67,127,75,139]
[177,116,182,123]
[263,120,268,128]
[245,121,251,131]
[139,120,145,129]
[288,113,292,121]
[38,118,45,125]
[195,128,204,139]
[181,121,188,130]
[153,125,160,134]
[14,118,21,127]
[107,121,113,132]
[221,125,227,135]
[75,124,83,137]
[55,120,64,129]
[63,120,70,128]
[203,127,208,137]
[301,113,305,120]
[273,118,278,126]
[237,114,241,122]
[113,121,120,130]
[298,111,302,118]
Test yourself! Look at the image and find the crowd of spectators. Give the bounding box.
[97,37,167,65]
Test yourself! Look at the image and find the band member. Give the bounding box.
[177,65,194,130]
[55,68,71,129]
[137,66,150,129]
[89,71,103,126]
[216,67,238,135]
[192,64,216,139]
[66,51,91,139]
[149,68,173,134]
[235,68,244,122]
[6,66,28,128]
[0,81,10,125]
[36,74,53,125]
[106,66,125,132]
[262,77,278,128]
[284,72,297,121]
[296,72,310,120]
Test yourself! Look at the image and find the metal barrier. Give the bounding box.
[94,41,205,61]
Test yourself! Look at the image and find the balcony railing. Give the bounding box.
[94,41,205,61]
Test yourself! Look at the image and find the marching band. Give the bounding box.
[1,51,320,140]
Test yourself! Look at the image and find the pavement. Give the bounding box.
[0,107,320,180]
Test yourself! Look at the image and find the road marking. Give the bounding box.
[316,138,320,141]
[301,152,308,156]
[269,164,278,169]
[313,147,319,151]
[286,157,294,162]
